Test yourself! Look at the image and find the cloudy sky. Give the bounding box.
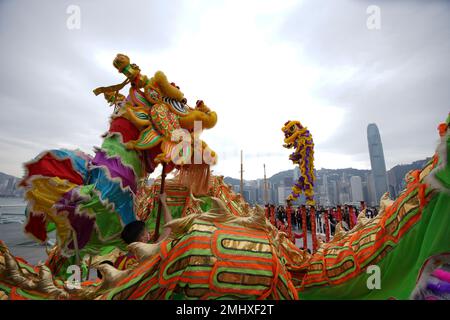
[0,0,448,180]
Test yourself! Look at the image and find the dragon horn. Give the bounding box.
[36,264,69,299]
[127,242,161,262]
[4,251,37,290]
[96,263,131,290]
[93,78,130,96]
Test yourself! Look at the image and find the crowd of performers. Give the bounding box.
[264,202,378,253]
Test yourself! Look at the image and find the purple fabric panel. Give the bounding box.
[92,150,137,193]
[55,189,95,250]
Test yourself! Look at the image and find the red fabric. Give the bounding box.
[286,206,294,242]
[337,206,342,222]
[114,252,138,270]
[165,162,176,173]
[438,123,448,137]
[108,117,140,143]
[349,207,357,229]
[270,206,275,225]
[310,207,317,253]
[331,210,338,220]
[10,288,29,300]
[142,146,167,174]
[22,153,83,186]
[24,213,47,242]
[301,206,308,250]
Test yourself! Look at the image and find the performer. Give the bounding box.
[296,206,302,230]
[114,193,173,270]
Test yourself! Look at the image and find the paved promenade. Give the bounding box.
[0,222,49,265]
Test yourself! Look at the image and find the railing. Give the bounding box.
[0,205,26,224]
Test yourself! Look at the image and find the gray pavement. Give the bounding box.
[0,222,49,265]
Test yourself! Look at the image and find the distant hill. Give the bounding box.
[0,172,23,197]
[389,158,431,178]
[223,177,240,186]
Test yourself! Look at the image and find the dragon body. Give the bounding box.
[0,56,449,299]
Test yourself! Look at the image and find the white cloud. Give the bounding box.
[0,0,448,181]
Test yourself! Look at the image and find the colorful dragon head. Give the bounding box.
[95,54,218,175]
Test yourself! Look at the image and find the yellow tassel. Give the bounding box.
[177,164,211,196]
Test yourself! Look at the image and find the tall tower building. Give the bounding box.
[367,173,376,206]
[350,176,363,203]
[367,123,388,205]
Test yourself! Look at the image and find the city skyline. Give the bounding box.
[223,156,430,207]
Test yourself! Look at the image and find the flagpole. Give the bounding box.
[152,162,167,242]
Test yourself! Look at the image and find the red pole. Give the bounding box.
[310,206,317,252]
[301,205,308,250]
[286,205,293,242]
[270,206,275,226]
[265,206,269,220]
[337,205,342,223]
[349,206,356,229]
[324,209,331,242]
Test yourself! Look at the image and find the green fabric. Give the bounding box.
[435,135,450,188]
[54,256,89,280]
[79,185,123,240]
[0,282,11,295]
[101,134,142,177]
[145,196,213,235]
[146,201,185,235]
[46,222,56,233]
[199,196,213,212]
[55,185,129,262]
[83,229,126,256]
[299,191,450,300]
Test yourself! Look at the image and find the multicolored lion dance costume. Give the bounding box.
[0,55,449,299]
[282,121,315,205]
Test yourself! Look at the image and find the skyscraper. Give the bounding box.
[367,173,376,206]
[367,123,388,205]
[350,176,363,202]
